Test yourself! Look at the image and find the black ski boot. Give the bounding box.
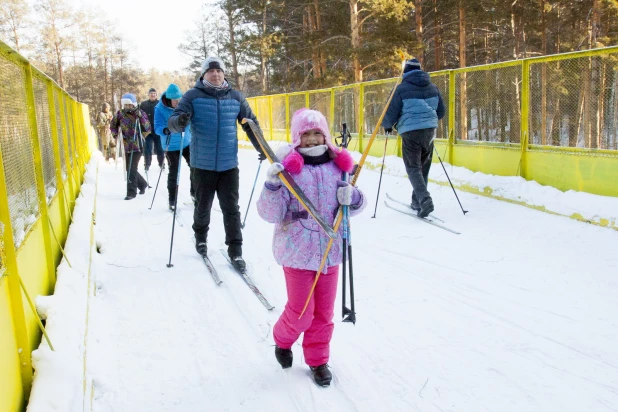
[275,346,293,369]
[417,198,434,218]
[310,364,332,387]
[230,255,246,273]
[195,233,207,257]
[169,203,176,212]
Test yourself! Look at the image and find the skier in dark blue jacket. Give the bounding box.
[168,56,265,272]
[382,58,445,218]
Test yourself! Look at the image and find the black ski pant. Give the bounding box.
[401,128,435,206]
[192,167,242,257]
[166,145,195,205]
[125,152,148,197]
[144,134,164,169]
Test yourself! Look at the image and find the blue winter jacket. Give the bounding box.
[167,80,261,172]
[154,93,191,152]
[382,70,446,134]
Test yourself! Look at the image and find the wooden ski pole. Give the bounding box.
[299,52,408,319]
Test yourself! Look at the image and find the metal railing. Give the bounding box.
[0,40,94,411]
[246,46,618,198]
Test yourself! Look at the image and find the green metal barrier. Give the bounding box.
[246,46,618,198]
[0,40,95,411]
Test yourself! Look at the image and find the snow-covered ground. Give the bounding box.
[27,147,618,412]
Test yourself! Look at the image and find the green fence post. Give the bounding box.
[0,147,33,402]
[448,70,456,164]
[46,81,68,232]
[268,96,273,141]
[329,88,335,136]
[520,60,530,178]
[305,92,309,108]
[285,94,290,142]
[25,64,56,286]
[58,93,76,201]
[358,84,365,153]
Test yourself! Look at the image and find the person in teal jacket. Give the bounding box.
[154,83,194,210]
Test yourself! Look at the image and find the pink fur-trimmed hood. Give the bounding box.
[280,146,355,174]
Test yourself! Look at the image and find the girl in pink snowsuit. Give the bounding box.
[256,108,366,386]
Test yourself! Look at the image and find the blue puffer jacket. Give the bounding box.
[382,70,446,134]
[167,80,260,172]
[154,93,191,152]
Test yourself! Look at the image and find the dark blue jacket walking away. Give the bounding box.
[167,80,260,172]
[382,70,446,134]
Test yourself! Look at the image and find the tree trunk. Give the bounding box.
[414,0,423,63]
[225,4,240,89]
[55,41,64,88]
[349,0,362,81]
[307,5,321,80]
[314,0,327,79]
[434,0,441,70]
[261,1,268,94]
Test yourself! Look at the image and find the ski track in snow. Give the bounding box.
[77,150,618,412]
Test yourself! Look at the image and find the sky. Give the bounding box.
[75,0,209,72]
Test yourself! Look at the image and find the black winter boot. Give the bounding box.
[310,364,332,387]
[418,198,434,218]
[230,256,246,273]
[275,346,293,369]
[195,233,207,257]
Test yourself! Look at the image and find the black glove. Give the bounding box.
[384,127,393,134]
[163,127,171,136]
[178,113,190,128]
[258,152,267,161]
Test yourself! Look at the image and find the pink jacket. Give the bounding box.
[256,152,366,271]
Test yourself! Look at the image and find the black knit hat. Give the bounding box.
[404,58,422,73]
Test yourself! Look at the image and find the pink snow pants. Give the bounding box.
[273,265,339,367]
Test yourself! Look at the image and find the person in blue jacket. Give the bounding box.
[154,83,194,211]
[167,56,265,272]
[382,58,445,218]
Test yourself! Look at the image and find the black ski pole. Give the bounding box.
[167,131,186,268]
[241,159,263,229]
[149,128,172,210]
[433,146,468,215]
[338,123,356,324]
[371,131,390,218]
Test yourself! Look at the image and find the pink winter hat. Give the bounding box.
[290,108,338,152]
[281,108,355,174]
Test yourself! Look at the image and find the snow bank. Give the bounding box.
[358,153,618,230]
[26,153,101,412]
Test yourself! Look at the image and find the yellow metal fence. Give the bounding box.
[246,46,618,198]
[0,40,94,411]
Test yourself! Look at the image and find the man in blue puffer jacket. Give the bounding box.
[154,83,194,211]
[168,56,265,271]
[382,58,445,218]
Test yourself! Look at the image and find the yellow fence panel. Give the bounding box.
[0,39,95,411]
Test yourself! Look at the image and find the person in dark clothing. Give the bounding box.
[168,56,265,272]
[154,83,195,210]
[110,93,152,200]
[382,58,446,218]
[140,88,165,171]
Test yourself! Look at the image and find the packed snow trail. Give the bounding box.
[84,149,618,412]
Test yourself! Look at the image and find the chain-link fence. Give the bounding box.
[529,54,618,149]
[0,54,40,247]
[33,75,56,203]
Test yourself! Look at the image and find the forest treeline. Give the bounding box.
[1,0,617,110]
